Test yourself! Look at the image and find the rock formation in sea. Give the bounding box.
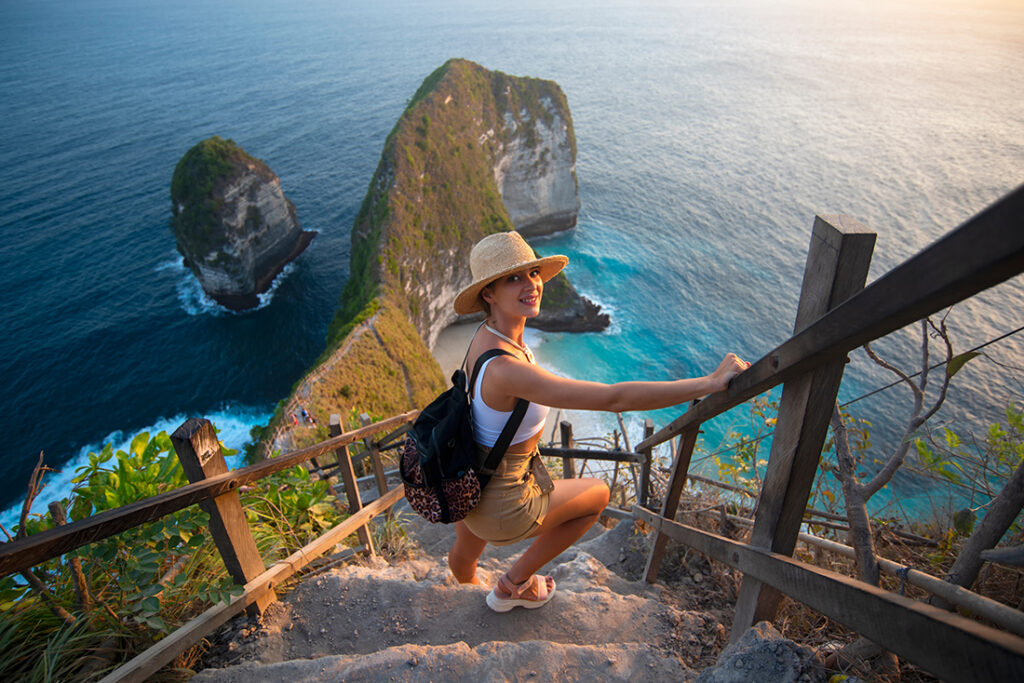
[333,58,608,352]
[169,137,316,311]
[261,59,607,454]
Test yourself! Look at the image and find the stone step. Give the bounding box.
[209,550,722,668]
[192,519,828,683]
[192,639,693,683]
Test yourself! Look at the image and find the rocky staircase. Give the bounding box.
[191,508,824,682]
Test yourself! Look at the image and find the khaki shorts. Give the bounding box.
[462,444,551,546]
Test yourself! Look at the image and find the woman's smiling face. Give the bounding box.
[482,266,544,318]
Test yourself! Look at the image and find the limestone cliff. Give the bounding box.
[170,137,315,311]
[491,82,579,237]
[330,58,607,353]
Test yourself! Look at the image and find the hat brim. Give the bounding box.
[453,254,568,315]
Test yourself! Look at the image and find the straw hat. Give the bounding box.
[453,231,568,315]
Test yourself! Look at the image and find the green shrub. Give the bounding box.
[0,427,347,680]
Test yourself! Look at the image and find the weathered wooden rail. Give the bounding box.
[635,185,1024,683]
[0,411,420,576]
[0,411,422,682]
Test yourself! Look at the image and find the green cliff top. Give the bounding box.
[169,136,260,257]
[328,58,575,348]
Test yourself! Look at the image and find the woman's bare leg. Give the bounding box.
[449,520,488,584]
[498,477,609,593]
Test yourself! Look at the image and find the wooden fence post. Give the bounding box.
[639,418,654,507]
[731,215,875,640]
[329,415,376,557]
[171,418,273,615]
[560,421,574,479]
[360,414,390,508]
[644,426,701,583]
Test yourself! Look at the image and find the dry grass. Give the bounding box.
[644,485,1023,682]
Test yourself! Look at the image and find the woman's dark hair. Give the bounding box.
[478,284,493,316]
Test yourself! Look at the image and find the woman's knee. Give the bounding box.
[547,477,610,522]
[578,477,610,512]
[452,521,486,557]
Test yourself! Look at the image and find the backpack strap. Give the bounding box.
[479,397,529,479]
[469,348,508,398]
[467,348,530,482]
[459,321,485,375]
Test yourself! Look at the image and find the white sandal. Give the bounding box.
[486,573,556,613]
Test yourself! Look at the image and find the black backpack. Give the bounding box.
[400,348,528,523]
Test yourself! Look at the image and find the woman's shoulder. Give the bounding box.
[466,333,525,377]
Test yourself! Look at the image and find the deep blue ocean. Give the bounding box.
[2,0,1022,528]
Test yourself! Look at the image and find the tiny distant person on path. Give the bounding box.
[449,231,750,612]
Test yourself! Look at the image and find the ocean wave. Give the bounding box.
[160,257,298,316]
[255,262,297,308]
[577,289,622,336]
[155,256,185,272]
[0,404,272,533]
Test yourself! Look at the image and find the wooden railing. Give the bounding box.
[634,185,1024,683]
[0,411,421,577]
[0,410,421,682]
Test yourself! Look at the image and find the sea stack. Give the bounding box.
[336,58,607,350]
[491,79,580,238]
[169,137,315,311]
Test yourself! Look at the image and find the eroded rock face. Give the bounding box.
[170,137,315,311]
[494,105,579,238]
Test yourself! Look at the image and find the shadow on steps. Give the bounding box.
[192,515,723,682]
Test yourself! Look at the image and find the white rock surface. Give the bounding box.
[174,156,313,310]
[494,99,579,239]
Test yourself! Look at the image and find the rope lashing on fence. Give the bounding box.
[897,565,910,596]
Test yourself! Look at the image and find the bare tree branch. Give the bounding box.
[49,501,93,613]
[831,403,881,585]
[865,340,922,406]
[863,425,919,499]
[17,452,51,540]
[863,318,956,499]
[919,319,932,396]
[832,407,857,484]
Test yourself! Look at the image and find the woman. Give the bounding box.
[449,231,749,612]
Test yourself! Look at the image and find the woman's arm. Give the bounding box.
[485,353,749,412]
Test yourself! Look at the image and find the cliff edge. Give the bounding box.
[170,137,316,311]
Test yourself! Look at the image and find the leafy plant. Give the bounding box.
[713,396,777,496]
[1,424,349,681]
[913,402,1024,528]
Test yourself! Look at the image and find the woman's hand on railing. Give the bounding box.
[708,353,751,393]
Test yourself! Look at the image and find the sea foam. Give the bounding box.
[0,404,271,534]
[161,256,298,316]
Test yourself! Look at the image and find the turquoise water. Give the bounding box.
[1,0,1021,527]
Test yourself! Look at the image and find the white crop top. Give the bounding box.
[471,356,550,447]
